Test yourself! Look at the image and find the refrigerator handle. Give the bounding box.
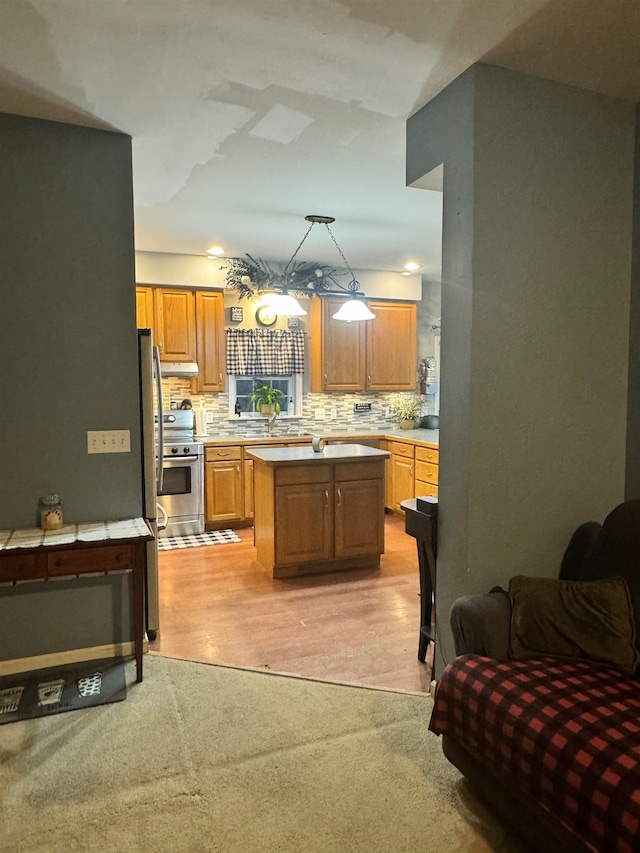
[157,502,169,531]
[153,345,165,494]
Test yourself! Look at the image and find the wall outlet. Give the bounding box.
[314,408,326,420]
[87,430,131,454]
[205,410,214,424]
[330,408,337,420]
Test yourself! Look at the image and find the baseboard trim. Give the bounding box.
[0,640,148,676]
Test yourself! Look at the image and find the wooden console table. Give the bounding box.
[0,518,153,682]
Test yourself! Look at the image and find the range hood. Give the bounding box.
[160,362,199,377]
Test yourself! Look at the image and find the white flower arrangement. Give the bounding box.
[389,393,423,423]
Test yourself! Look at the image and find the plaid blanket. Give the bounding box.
[429,655,640,853]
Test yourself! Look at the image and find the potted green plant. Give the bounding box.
[250,382,285,416]
[389,393,423,429]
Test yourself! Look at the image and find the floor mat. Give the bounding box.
[0,657,126,725]
[158,529,241,550]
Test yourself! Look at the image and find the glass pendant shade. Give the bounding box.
[265,292,307,316]
[331,298,376,323]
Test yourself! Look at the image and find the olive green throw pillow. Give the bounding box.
[508,575,640,674]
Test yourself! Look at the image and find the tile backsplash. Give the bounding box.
[161,377,433,438]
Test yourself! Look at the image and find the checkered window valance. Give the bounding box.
[226,328,305,375]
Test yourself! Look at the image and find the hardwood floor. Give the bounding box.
[149,514,433,693]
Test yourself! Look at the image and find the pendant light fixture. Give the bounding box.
[267,215,375,321]
[225,215,375,321]
[331,297,376,322]
[264,291,308,316]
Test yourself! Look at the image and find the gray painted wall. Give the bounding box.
[407,66,635,665]
[0,113,141,659]
[626,102,640,500]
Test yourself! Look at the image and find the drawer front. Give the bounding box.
[0,553,44,582]
[47,545,133,577]
[415,480,438,498]
[415,460,438,484]
[390,441,414,459]
[335,461,384,482]
[415,446,439,464]
[206,446,242,462]
[275,465,330,486]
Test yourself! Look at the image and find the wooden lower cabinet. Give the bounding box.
[205,441,306,527]
[390,450,415,512]
[275,482,333,566]
[414,445,439,499]
[334,476,384,558]
[384,441,439,511]
[205,447,243,524]
[243,458,254,520]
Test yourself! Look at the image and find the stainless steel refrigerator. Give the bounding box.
[138,328,164,640]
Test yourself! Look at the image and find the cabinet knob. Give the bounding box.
[219,373,223,384]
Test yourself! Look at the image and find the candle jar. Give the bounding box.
[40,494,64,530]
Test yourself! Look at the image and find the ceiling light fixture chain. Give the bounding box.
[324,222,359,292]
[282,221,315,277]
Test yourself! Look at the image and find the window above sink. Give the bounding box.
[228,374,303,419]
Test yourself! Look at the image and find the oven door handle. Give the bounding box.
[162,455,200,464]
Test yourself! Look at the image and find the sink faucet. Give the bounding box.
[267,411,278,435]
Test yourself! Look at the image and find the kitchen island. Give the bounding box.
[246,444,389,578]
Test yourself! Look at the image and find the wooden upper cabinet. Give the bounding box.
[136,286,155,332]
[154,288,196,362]
[366,301,417,390]
[310,297,366,392]
[310,298,417,392]
[195,290,225,392]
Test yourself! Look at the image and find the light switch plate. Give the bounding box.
[87,430,131,454]
[206,411,214,424]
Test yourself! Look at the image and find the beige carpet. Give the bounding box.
[0,656,525,852]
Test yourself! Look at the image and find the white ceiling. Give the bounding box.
[1,0,639,277]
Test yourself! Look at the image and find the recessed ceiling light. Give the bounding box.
[207,246,224,256]
[401,271,412,276]
[404,262,420,271]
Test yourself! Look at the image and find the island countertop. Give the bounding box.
[245,444,390,465]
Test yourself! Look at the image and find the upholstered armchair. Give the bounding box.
[450,499,640,670]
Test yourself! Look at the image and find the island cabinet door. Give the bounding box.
[275,484,333,566]
[334,478,385,559]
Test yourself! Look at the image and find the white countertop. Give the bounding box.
[204,428,439,446]
[245,444,390,464]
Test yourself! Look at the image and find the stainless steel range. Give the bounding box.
[156,410,204,538]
